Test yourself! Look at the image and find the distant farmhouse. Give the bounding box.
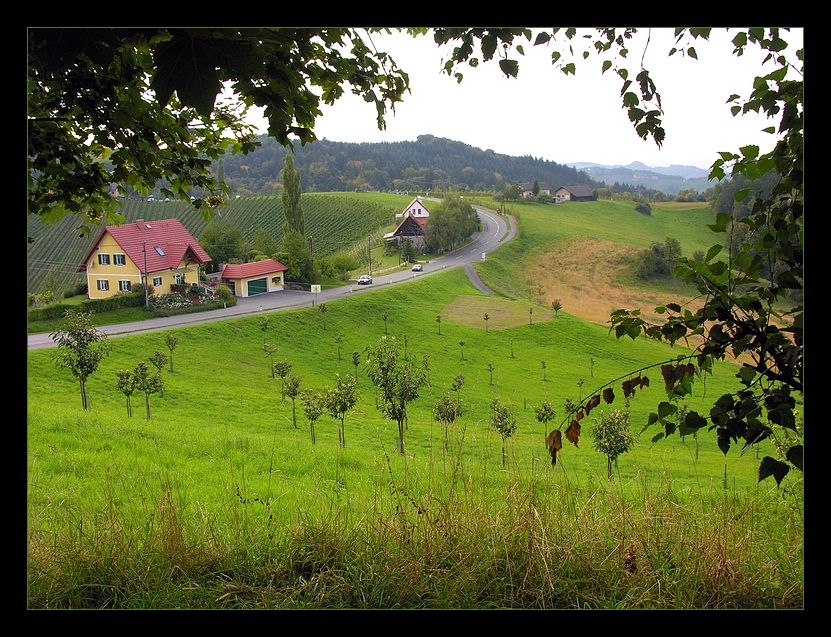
[554,186,596,202]
[517,181,552,197]
[385,196,430,253]
[395,196,430,223]
[78,219,211,299]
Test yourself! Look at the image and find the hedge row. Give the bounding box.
[27,292,146,322]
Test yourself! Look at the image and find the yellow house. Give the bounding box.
[77,219,212,299]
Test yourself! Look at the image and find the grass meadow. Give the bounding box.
[27,197,804,609]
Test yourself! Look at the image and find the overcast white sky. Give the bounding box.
[247,28,803,171]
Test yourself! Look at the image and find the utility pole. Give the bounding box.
[143,241,149,309]
[368,236,372,275]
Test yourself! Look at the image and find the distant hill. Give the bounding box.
[220,134,602,197]
[218,135,714,198]
[566,161,714,195]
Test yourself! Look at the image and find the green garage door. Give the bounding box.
[248,278,267,296]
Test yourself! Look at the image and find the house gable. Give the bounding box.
[77,219,212,299]
[400,196,430,220]
[384,213,427,253]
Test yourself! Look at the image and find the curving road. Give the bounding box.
[27,207,516,350]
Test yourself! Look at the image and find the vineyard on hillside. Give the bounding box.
[27,194,399,295]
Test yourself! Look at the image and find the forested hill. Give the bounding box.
[221,134,601,196]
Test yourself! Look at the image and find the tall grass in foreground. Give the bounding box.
[28,448,803,609]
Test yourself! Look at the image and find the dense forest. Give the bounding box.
[103,134,688,202]
[217,134,604,196]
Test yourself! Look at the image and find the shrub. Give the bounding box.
[634,202,652,215]
[129,282,154,300]
[215,285,236,306]
[81,292,146,313]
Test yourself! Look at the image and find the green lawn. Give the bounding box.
[27,198,803,609]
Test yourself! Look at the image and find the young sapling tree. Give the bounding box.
[259,316,269,345]
[489,398,517,467]
[165,332,179,373]
[285,373,301,429]
[434,392,463,452]
[301,389,325,445]
[324,374,358,448]
[133,361,161,420]
[50,310,111,411]
[273,360,292,403]
[365,336,426,455]
[116,370,135,417]
[263,343,277,379]
[351,350,361,383]
[591,410,637,480]
[149,350,167,397]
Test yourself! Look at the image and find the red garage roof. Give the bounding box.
[221,259,288,279]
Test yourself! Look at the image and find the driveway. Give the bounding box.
[28,207,516,350]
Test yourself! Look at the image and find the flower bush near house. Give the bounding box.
[149,290,225,315]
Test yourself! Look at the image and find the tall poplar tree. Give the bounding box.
[281,154,304,236]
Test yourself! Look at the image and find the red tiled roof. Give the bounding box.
[221,259,288,279]
[78,219,211,274]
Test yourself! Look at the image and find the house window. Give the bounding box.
[98,253,110,266]
[153,276,162,287]
[119,280,131,292]
[114,253,126,266]
[175,273,185,284]
[97,279,109,291]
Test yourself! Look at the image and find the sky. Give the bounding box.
[246,28,803,171]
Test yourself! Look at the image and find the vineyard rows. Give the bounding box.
[28,195,399,295]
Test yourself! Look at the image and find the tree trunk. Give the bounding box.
[145,394,152,420]
[398,420,405,455]
[80,378,88,411]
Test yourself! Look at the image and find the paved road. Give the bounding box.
[27,207,516,350]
